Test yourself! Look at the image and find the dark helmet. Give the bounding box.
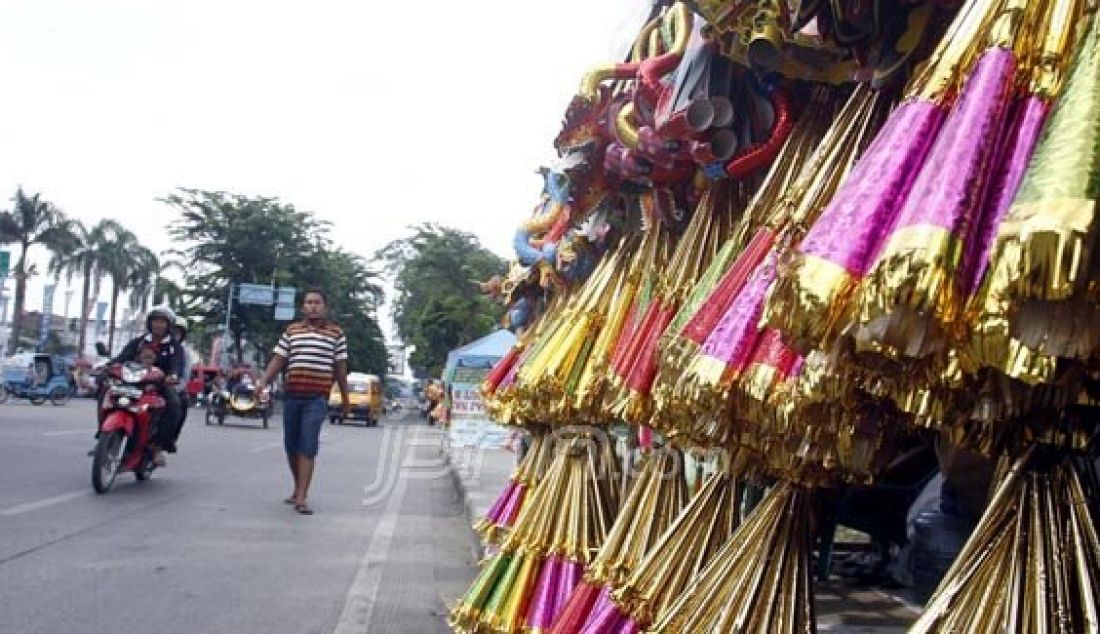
[145,306,177,333]
[172,315,189,342]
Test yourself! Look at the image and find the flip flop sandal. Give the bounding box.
[284,497,296,504]
[294,503,314,515]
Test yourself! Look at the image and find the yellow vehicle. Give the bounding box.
[329,372,383,427]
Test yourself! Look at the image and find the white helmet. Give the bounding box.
[145,306,177,333]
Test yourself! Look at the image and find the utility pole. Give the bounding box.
[220,283,234,368]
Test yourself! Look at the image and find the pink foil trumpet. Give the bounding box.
[962,0,1088,382]
[497,484,527,528]
[555,558,585,616]
[480,481,515,529]
[962,94,1050,298]
[674,251,781,443]
[763,0,1006,352]
[474,434,550,546]
[460,438,618,634]
[551,450,688,632]
[579,587,629,633]
[524,554,563,632]
[853,0,1029,361]
[550,579,602,634]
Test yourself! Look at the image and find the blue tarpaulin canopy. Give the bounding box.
[441,329,516,384]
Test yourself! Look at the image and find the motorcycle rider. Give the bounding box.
[170,316,192,445]
[109,306,184,467]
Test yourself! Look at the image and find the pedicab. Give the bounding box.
[0,354,74,406]
[206,371,270,428]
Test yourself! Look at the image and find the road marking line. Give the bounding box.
[333,438,410,633]
[42,430,90,436]
[1,491,87,517]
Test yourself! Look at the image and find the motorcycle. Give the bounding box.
[91,363,168,494]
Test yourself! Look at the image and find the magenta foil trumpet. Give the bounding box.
[578,587,630,633]
[854,42,1019,358]
[524,555,563,631]
[963,95,1050,297]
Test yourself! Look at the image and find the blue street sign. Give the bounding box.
[274,287,296,321]
[237,283,274,306]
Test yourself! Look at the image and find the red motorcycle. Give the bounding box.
[91,363,168,494]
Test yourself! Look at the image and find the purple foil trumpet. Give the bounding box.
[524,555,564,630]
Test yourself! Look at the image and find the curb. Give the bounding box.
[443,450,487,562]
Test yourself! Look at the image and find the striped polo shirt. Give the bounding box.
[273,320,348,397]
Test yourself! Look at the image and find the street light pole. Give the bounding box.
[220,283,234,368]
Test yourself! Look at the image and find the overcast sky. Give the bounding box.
[0,0,650,337]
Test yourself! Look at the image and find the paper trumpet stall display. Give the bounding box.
[460,0,1100,631]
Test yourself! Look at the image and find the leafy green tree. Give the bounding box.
[165,189,388,373]
[0,188,79,354]
[295,248,387,376]
[375,223,505,377]
[166,189,325,364]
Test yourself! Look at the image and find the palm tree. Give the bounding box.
[126,247,160,315]
[149,257,189,313]
[0,188,78,354]
[48,219,118,357]
[94,224,142,354]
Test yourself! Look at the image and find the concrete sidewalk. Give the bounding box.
[442,441,920,632]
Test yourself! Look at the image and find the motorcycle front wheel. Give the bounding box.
[134,458,154,481]
[92,431,127,494]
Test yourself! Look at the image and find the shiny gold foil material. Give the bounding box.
[907,0,1009,103]
[912,451,1100,633]
[1030,0,1087,98]
[983,9,1100,365]
[648,483,815,633]
[615,469,739,627]
[585,449,687,588]
[765,252,858,352]
[853,224,965,359]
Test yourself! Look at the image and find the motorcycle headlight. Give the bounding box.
[111,386,143,399]
[118,396,131,406]
[121,367,148,383]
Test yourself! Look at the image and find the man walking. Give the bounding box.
[258,289,349,515]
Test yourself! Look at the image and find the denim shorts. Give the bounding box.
[283,395,327,457]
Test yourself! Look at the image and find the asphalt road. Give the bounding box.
[0,399,474,634]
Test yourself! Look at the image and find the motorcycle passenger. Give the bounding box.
[109,306,184,467]
[170,316,192,444]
